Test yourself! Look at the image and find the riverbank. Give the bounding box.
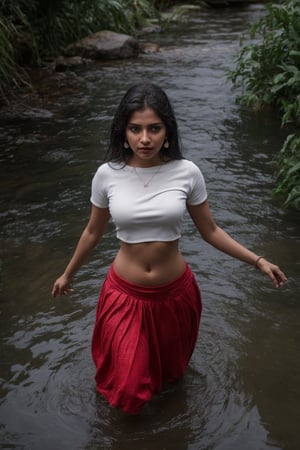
[1,5,299,450]
[0,27,162,121]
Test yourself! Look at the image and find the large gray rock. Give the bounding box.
[64,30,139,60]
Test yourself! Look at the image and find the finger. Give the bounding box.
[272,269,287,288]
[51,284,68,297]
[270,274,280,288]
[63,288,74,296]
[51,285,59,297]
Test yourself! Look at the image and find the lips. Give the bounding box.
[139,148,153,155]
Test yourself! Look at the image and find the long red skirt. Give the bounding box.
[91,264,202,414]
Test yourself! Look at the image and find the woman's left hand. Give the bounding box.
[256,258,287,288]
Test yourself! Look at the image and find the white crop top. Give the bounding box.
[90,159,207,243]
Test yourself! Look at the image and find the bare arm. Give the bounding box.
[187,201,287,288]
[51,205,110,297]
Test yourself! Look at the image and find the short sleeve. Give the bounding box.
[186,161,208,205]
[90,164,109,208]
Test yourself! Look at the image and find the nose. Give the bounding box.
[140,129,150,143]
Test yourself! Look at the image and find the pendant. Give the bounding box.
[134,165,162,188]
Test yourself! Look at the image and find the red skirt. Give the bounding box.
[91,264,202,414]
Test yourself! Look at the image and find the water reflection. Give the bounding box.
[234,286,300,450]
[86,376,201,450]
[1,4,299,450]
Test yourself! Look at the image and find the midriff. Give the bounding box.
[113,240,186,286]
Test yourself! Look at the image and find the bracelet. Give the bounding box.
[255,256,265,269]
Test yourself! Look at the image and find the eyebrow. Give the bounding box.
[127,122,164,126]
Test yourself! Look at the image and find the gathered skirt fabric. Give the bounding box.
[91,264,202,414]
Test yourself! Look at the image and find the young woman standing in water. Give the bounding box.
[51,83,287,414]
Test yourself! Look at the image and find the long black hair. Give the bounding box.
[104,83,183,163]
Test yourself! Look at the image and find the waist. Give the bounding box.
[107,263,195,299]
[114,240,186,285]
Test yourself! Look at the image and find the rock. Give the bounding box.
[63,30,139,60]
[0,106,54,122]
[138,25,162,35]
[55,56,92,71]
[140,43,160,54]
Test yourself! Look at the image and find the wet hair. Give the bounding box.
[104,83,183,163]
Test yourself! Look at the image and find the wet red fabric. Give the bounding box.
[91,264,202,414]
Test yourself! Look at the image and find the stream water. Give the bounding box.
[1,4,300,450]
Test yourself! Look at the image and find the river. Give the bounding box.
[0,4,299,450]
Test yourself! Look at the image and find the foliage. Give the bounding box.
[0,0,160,97]
[228,0,300,209]
[228,0,300,122]
[0,12,32,100]
[160,4,202,26]
[272,133,300,209]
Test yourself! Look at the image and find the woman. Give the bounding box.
[51,83,287,414]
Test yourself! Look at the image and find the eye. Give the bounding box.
[128,125,140,133]
[150,125,162,133]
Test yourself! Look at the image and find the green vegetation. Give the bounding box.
[0,0,160,100]
[273,134,300,208]
[228,0,300,210]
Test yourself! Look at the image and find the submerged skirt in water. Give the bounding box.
[91,264,202,414]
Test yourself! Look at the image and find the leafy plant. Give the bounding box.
[0,15,31,101]
[229,0,300,121]
[272,133,300,209]
[228,0,300,209]
[0,0,161,98]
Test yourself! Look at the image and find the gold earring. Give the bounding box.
[124,141,129,149]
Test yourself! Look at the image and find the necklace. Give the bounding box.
[134,165,162,187]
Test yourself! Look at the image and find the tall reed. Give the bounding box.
[0,0,160,100]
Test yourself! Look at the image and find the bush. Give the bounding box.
[0,11,33,100]
[272,133,300,209]
[0,0,160,98]
[228,0,300,209]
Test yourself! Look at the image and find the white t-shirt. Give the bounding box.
[90,159,207,243]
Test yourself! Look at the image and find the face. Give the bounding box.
[125,107,167,167]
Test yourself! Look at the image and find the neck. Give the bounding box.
[127,156,171,168]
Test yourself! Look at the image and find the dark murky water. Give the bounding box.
[1,5,299,450]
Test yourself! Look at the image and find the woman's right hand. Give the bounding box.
[51,206,110,298]
[51,274,74,297]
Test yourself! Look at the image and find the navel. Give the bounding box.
[145,264,152,273]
